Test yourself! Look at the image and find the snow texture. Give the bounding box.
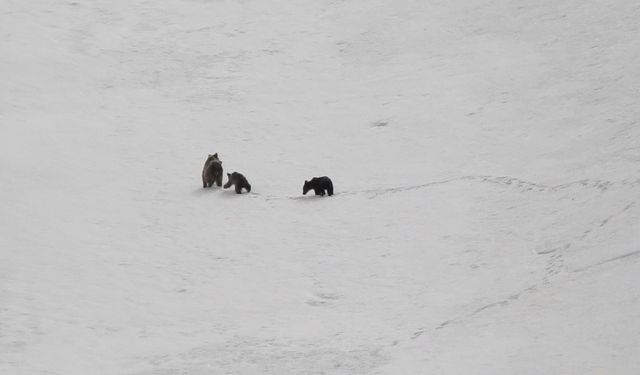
[1,0,639,374]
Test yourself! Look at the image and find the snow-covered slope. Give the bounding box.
[1,0,639,374]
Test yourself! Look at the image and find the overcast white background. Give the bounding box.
[1,0,639,373]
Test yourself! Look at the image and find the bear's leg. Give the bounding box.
[216,174,223,187]
[235,185,242,194]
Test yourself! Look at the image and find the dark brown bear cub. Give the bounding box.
[202,153,223,188]
[303,176,333,196]
[224,172,251,194]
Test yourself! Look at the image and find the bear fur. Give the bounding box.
[224,172,251,194]
[303,176,333,196]
[202,153,223,188]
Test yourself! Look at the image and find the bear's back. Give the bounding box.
[312,176,331,185]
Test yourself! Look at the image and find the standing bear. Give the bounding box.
[202,153,223,188]
[303,176,333,196]
[224,172,252,194]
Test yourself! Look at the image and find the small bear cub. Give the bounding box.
[303,176,333,196]
[202,153,223,188]
[224,172,252,194]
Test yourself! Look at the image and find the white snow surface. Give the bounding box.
[2,0,640,374]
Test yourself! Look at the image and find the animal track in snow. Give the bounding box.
[305,291,341,307]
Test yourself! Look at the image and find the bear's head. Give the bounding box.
[303,180,310,195]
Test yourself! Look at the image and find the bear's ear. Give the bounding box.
[227,173,231,177]
[304,180,308,183]
[213,153,218,158]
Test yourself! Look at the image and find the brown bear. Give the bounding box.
[223,172,251,194]
[303,176,333,196]
[202,153,223,188]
